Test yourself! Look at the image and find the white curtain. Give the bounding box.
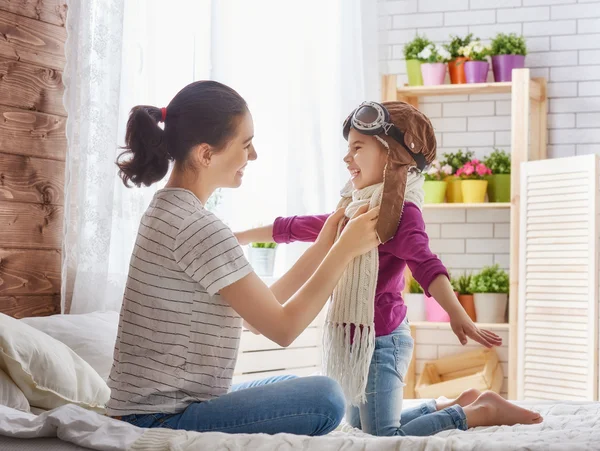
[62,0,377,313]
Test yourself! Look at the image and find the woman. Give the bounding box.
[108,80,540,436]
[107,80,378,436]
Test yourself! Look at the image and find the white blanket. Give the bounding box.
[1,401,600,450]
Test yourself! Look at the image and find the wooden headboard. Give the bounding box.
[0,0,68,318]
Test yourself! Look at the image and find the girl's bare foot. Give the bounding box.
[463,391,543,428]
[436,388,481,410]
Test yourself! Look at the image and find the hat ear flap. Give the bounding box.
[377,164,409,243]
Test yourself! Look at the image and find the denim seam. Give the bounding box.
[446,405,468,431]
[373,344,380,435]
[194,412,337,433]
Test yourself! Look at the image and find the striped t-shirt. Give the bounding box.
[106,188,253,416]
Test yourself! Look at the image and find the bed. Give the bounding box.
[1,311,599,451]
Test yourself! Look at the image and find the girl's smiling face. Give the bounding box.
[343,129,387,190]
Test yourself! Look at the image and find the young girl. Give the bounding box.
[236,100,542,436]
[107,80,382,435]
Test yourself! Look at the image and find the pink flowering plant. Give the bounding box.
[424,160,453,181]
[456,159,492,180]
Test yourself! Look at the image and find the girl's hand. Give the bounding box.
[315,208,346,249]
[450,312,503,348]
[336,204,380,258]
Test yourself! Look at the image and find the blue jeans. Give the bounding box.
[346,319,468,436]
[119,375,345,435]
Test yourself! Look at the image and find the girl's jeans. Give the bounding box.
[346,319,468,436]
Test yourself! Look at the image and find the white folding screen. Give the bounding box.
[518,154,599,401]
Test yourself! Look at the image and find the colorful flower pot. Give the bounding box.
[406,59,423,86]
[444,176,463,203]
[487,174,511,203]
[448,57,468,84]
[458,294,477,322]
[421,62,446,86]
[404,293,426,322]
[425,294,450,322]
[474,293,508,324]
[424,180,447,203]
[461,180,488,203]
[465,61,489,84]
[491,55,525,82]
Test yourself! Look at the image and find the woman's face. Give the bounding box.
[211,111,257,188]
[343,129,387,190]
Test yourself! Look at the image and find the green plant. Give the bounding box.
[456,159,492,180]
[403,34,433,60]
[417,43,452,63]
[484,148,511,175]
[459,40,491,61]
[490,33,527,56]
[440,149,474,175]
[250,242,277,249]
[469,265,509,294]
[444,33,475,59]
[451,273,473,295]
[408,278,424,294]
[424,160,453,181]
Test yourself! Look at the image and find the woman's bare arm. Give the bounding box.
[220,206,378,347]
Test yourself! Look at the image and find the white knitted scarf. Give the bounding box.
[323,169,425,405]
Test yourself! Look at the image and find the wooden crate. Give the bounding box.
[415,349,503,399]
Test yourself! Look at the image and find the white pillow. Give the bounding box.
[21,311,119,381]
[0,313,110,412]
[0,367,29,412]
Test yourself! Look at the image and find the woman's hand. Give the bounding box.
[450,311,503,348]
[315,208,346,249]
[336,204,380,259]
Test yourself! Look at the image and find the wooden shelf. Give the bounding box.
[411,321,509,330]
[423,202,510,209]
[395,79,543,101]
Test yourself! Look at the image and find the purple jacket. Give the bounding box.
[273,202,449,336]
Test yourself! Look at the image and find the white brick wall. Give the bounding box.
[379,0,600,274]
[412,323,509,398]
[379,0,600,159]
[379,1,599,399]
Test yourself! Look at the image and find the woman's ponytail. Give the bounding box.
[117,105,171,187]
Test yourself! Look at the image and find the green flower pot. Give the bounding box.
[406,59,423,86]
[424,181,447,204]
[487,174,511,203]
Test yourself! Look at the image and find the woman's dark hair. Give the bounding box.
[117,81,248,187]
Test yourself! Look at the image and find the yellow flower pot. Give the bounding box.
[444,176,463,203]
[424,181,447,204]
[461,180,488,203]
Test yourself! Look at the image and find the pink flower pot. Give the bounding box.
[425,294,451,322]
[420,63,447,86]
[464,61,489,84]
[492,55,525,82]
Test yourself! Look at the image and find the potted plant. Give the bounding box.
[248,242,277,277]
[440,149,473,203]
[490,33,527,82]
[461,40,492,84]
[404,278,426,322]
[403,35,432,86]
[444,33,475,85]
[469,265,509,324]
[417,43,451,86]
[456,159,492,203]
[484,148,511,203]
[423,160,452,203]
[451,273,476,322]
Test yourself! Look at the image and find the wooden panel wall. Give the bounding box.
[0,0,67,318]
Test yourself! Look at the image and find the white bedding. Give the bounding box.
[1,401,600,450]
